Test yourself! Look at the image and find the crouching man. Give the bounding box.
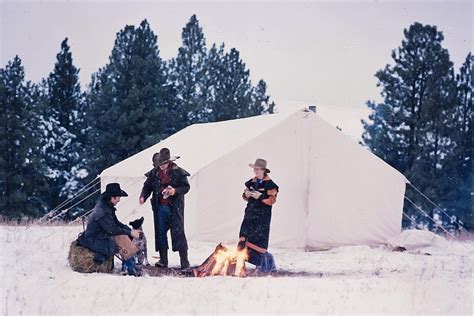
[77,183,142,276]
[139,148,191,269]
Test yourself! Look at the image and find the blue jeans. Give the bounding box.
[122,258,138,275]
[155,204,171,250]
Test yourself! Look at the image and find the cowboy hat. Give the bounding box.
[249,158,271,173]
[102,183,128,198]
[152,148,180,167]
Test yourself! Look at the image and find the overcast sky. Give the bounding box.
[1,0,472,140]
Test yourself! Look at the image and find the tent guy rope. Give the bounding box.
[407,181,468,232]
[47,188,101,223]
[39,177,100,222]
[404,196,454,237]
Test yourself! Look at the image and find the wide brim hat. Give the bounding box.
[249,158,270,173]
[102,183,128,198]
[153,148,180,167]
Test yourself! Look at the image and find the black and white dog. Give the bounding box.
[129,217,150,266]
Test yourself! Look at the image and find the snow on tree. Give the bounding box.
[0,56,48,218]
[40,38,88,209]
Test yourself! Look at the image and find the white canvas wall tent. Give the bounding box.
[99,108,408,251]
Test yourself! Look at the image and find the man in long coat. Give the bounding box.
[139,148,191,268]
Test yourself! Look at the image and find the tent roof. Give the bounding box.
[100,108,406,182]
[100,110,292,178]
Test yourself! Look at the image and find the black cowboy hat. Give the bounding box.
[102,183,128,198]
[129,217,144,230]
[152,148,180,167]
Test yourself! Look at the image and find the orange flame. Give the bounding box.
[210,246,249,277]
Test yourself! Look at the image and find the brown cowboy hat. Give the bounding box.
[249,158,270,173]
[152,148,180,167]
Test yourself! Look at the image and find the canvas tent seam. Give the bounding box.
[303,112,313,249]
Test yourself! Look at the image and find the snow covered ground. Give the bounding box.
[1,225,473,315]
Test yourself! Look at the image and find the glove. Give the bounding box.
[243,189,252,199]
[250,191,262,199]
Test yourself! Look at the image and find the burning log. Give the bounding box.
[194,243,249,277]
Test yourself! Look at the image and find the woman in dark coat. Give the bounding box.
[139,148,191,269]
[238,158,279,272]
[77,183,141,276]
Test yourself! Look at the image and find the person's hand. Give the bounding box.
[139,196,145,205]
[168,187,176,196]
[250,191,262,199]
[244,189,252,199]
[131,230,140,239]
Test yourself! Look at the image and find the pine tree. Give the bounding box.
[171,15,275,126]
[170,14,209,128]
[42,38,88,209]
[85,20,174,176]
[251,80,276,116]
[0,56,48,218]
[361,22,459,226]
[448,53,473,229]
[207,45,274,121]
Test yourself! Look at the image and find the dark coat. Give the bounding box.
[140,163,190,252]
[77,197,132,257]
[239,176,279,250]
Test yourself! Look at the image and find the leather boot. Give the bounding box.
[179,249,190,269]
[155,248,168,268]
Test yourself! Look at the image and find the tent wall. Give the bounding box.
[306,115,406,249]
[190,111,310,249]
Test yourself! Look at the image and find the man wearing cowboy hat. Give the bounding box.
[139,148,191,268]
[77,183,142,276]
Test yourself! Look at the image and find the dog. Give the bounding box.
[128,217,150,266]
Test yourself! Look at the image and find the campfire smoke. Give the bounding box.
[194,243,249,277]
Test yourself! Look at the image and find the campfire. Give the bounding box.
[194,243,249,277]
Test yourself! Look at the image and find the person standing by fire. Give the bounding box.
[139,148,191,269]
[238,158,279,272]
